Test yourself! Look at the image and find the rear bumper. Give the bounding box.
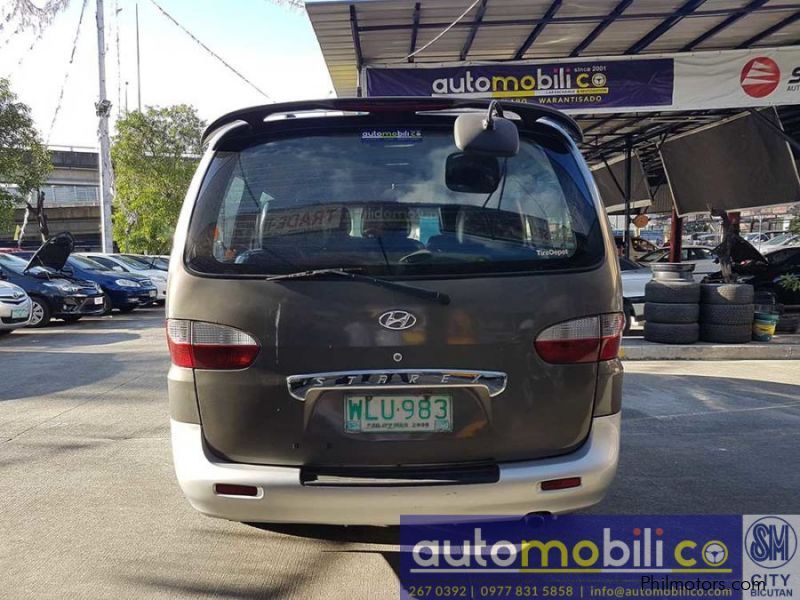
[171,412,621,525]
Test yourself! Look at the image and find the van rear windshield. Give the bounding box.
[186,125,604,277]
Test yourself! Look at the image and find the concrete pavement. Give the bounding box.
[0,309,798,599]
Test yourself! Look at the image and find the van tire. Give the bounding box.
[700,323,752,344]
[700,303,754,325]
[644,280,701,304]
[644,322,699,344]
[700,283,754,305]
[644,302,699,324]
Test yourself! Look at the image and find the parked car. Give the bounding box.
[78,253,167,303]
[0,278,32,335]
[0,234,105,327]
[759,232,799,252]
[166,98,624,525]
[619,256,651,332]
[613,235,658,259]
[707,245,800,308]
[637,245,717,279]
[14,251,158,313]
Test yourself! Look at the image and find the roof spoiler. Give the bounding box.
[201,97,583,146]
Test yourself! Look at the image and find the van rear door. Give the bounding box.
[173,115,619,467]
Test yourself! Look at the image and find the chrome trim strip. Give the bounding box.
[286,369,507,401]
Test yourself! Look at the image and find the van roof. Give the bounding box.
[201,97,582,146]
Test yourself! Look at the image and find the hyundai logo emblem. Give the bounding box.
[13,291,22,299]
[378,310,417,330]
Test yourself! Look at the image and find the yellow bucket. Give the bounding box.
[752,312,779,342]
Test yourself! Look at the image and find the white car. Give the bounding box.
[637,245,717,280]
[619,257,650,331]
[760,233,799,251]
[78,253,167,303]
[0,279,32,335]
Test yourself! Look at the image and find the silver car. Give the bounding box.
[0,279,32,334]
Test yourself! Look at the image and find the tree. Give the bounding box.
[1,0,69,38]
[112,105,205,254]
[0,77,51,236]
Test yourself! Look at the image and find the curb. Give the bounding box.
[620,337,799,361]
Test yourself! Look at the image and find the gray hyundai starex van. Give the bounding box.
[167,97,623,525]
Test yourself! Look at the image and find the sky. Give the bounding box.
[0,0,334,147]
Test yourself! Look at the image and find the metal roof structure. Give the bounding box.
[306,0,800,209]
[307,0,800,98]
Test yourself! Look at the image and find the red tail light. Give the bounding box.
[534,313,624,364]
[166,319,260,369]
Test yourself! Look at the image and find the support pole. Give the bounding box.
[623,135,632,259]
[136,2,142,111]
[668,207,683,262]
[96,0,114,253]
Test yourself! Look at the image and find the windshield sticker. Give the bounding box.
[536,247,571,257]
[262,206,343,237]
[361,129,423,144]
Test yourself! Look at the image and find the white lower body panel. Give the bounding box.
[171,413,621,526]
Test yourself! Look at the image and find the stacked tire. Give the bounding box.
[699,284,754,343]
[643,280,701,344]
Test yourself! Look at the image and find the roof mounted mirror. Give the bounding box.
[454,101,519,157]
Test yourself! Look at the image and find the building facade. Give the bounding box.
[1,147,102,250]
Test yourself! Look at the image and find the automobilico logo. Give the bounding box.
[745,516,798,568]
[740,57,781,98]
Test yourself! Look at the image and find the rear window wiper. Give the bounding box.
[264,268,450,305]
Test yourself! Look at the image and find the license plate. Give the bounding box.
[93,297,104,305]
[11,308,28,319]
[344,395,452,433]
[149,290,157,297]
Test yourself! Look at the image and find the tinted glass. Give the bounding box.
[113,255,148,270]
[638,250,665,263]
[69,255,107,270]
[121,255,151,267]
[186,126,603,277]
[619,257,643,271]
[88,256,127,271]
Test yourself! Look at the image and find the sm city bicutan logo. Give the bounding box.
[410,527,731,573]
[745,517,798,569]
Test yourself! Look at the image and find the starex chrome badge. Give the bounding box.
[378,310,416,330]
[286,369,508,401]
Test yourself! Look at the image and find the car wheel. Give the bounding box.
[102,295,113,315]
[644,302,699,324]
[644,322,699,344]
[0,330,10,336]
[644,280,701,304]
[27,297,52,328]
[700,283,754,305]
